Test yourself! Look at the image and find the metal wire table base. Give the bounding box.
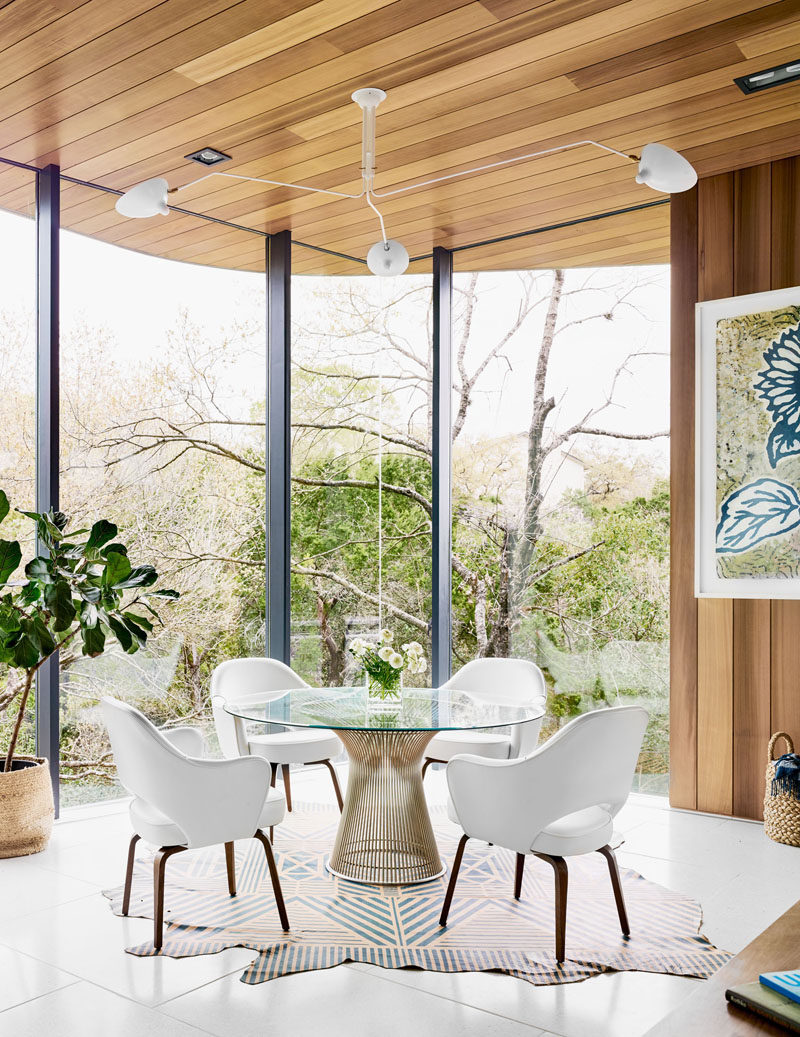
[329,728,444,885]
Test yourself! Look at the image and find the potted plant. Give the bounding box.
[0,491,178,858]
[348,629,427,708]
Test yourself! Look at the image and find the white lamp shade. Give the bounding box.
[115,177,170,218]
[366,238,409,276]
[635,143,697,194]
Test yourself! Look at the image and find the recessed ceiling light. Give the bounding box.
[184,146,232,166]
[735,59,800,95]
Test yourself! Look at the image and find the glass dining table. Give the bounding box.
[224,685,543,886]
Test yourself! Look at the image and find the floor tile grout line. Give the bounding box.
[0,978,82,1016]
[343,961,554,1030]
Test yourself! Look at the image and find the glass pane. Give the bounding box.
[291,248,432,688]
[0,170,37,764]
[59,183,266,806]
[450,262,669,793]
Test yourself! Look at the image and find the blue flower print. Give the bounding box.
[754,325,800,468]
[717,478,800,553]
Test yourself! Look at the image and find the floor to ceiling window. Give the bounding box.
[57,183,266,805]
[450,261,670,793]
[0,172,37,761]
[290,248,433,687]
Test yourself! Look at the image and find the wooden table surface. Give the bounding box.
[645,900,800,1035]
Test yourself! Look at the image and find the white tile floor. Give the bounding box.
[2,764,799,1037]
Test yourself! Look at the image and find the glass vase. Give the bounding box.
[366,672,402,713]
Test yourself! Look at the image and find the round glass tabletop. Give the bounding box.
[223,685,543,733]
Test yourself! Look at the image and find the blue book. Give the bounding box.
[760,970,800,1005]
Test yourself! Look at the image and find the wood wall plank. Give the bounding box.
[669,185,698,810]
[731,163,772,820]
[697,599,733,813]
[770,155,800,754]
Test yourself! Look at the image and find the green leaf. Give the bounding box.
[0,490,9,525]
[81,623,105,657]
[122,613,149,648]
[107,615,134,653]
[44,580,76,632]
[51,511,69,532]
[86,519,118,551]
[101,542,128,558]
[114,565,157,589]
[102,549,132,587]
[13,633,40,669]
[19,581,41,605]
[124,611,153,633]
[31,615,55,657]
[78,585,101,604]
[81,601,99,628]
[25,556,53,583]
[150,588,180,600]
[0,539,21,584]
[0,603,21,634]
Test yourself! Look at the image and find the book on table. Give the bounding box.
[726,982,800,1033]
[762,972,800,1006]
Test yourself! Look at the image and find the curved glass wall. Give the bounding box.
[450,261,670,793]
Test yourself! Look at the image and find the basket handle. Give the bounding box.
[768,731,795,763]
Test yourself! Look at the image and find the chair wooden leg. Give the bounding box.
[514,852,525,900]
[254,830,290,932]
[269,762,278,788]
[122,834,140,916]
[224,841,236,897]
[269,826,274,843]
[281,764,293,812]
[535,853,569,963]
[153,846,185,951]
[320,759,344,811]
[439,834,469,927]
[597,844,630,936]
[421,758,432,779]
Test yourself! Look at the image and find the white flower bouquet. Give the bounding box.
[348,629,427,701]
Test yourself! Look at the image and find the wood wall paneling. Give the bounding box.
[669,185,698,811]
[672,154,800,820]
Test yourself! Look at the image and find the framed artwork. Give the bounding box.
[696,286,800,597]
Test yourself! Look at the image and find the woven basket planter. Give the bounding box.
[0,756,55,858]
[764,733,800,847]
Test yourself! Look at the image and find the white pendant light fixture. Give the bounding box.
[635,143,698,194]
[114,176,170,218]
[114,88,698,273]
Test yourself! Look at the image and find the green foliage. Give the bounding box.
[0,494,179,768]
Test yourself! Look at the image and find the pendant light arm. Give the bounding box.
[369,140,638,199]
[365,189,388,245]
[170,170,365,200]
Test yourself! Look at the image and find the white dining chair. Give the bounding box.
[422,658,547,777]
[101,697,289,950]
[211,658,344,814]
[440,705,649,963]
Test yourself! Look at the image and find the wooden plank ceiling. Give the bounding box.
[0,0,798,274]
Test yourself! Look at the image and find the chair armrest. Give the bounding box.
[144,752,271,849]
[161,726,206,758]
[447,753,551,855]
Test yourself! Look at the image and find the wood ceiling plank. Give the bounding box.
[568,2,792,90]
[0,0,88,55]
[0,0,171,91]
[175,0,424,85]
[737,15,800,58]
[322,0,474,51]
[290,0,779,140]
[0,0,247,135]
[26,3,498,178]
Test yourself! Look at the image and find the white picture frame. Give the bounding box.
[696,286,800,598]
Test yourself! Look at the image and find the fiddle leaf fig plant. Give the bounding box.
[0,490,179,772]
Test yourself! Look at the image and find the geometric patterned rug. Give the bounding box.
[104,803,732,986]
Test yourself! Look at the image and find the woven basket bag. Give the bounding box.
[764,732,800,847]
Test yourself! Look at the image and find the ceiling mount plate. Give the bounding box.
[351,87,386,110]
